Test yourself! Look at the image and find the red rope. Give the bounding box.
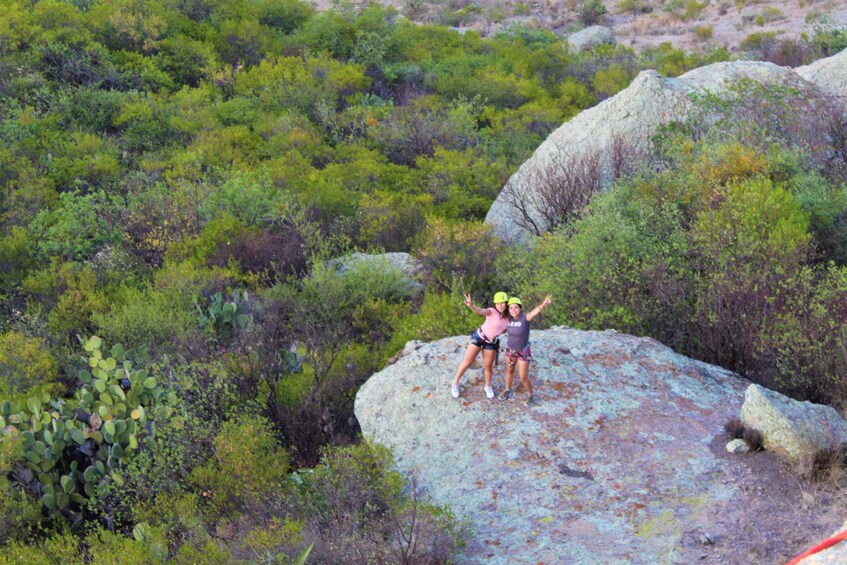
[785,529,847,565]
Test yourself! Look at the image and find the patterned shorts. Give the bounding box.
[505,343,532,363]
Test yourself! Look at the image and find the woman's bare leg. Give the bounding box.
[517,360,533,397]
[504,357,516,391]
[452,344,481,386]
[481,349,496,388]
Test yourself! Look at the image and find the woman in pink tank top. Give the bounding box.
[450,291,510,400]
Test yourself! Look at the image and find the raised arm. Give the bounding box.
[464,293,490,316]
[526,294,552,322]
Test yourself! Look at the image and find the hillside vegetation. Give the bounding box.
[0,0,846,561]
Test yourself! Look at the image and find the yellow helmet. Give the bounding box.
[508,297,523,306]
[493,291,509,304]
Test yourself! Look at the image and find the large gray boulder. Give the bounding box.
[741,384,847,465]
[796,47,847,111]
[567,25,615,52]
[486,51,847,241]
[355,328,845,564]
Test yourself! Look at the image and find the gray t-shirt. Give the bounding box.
[507,312,530,351]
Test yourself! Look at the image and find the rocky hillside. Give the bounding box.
[485,47,847,241]
[355,329,847,564]
[309,0,847,54]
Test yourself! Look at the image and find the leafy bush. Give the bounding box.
[93,285,200,354]
[412,218,505,295]
[189,415,289,521]
[0,437,42,545]
[28,191,124,262]
[0,227,33,289]
[386,289,479,357]
[20,262,110,345]
[577,0,606,25]
[0,331,60,399]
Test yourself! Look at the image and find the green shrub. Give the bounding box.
[20,262,110,344]
[592,65,630,99]
[386,289,479,357]
[85,526,167,565]
[577,0,607,24]
[28,191,124,262]
[0,227,33,289]
[92,285,200,353]
[0,331,60,399]
[412,218,506,295]
[694,25,713,42]
[0,532,82,565]
[0,437,42,545]
[355,191,428,251]
[189,415,289,521]
[681,0,708,20]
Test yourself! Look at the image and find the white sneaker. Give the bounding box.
[484,386,494,399]
[451,384,460,398]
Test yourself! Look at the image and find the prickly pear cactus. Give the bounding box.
[194,290,253,332]
[0,336,174,514]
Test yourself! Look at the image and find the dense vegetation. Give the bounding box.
[0,0,844,560]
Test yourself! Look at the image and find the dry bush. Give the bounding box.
[801,444,847,483]
[724,418,745,439]
[742,427,764,452]
[207,222,308,279]
[500,134,644,235]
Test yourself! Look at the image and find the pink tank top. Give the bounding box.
[479,308,509,340]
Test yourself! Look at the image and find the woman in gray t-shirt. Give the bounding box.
[498,295,552,406]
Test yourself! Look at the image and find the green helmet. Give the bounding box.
[508,297,523,306]
[493,291,509,304]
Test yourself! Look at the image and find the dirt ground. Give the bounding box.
[694,435,847,565]
[311,0,847,55]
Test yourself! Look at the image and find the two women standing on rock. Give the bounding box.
[451,291,552,405]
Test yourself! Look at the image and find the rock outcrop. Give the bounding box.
[741,384,847,465]
[485,50,847,241]
[796,47,847,111]
[355,328,845,563]
[567,25,615,52]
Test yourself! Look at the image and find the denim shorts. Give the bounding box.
[470,330,499,351]
[505,343,532,362]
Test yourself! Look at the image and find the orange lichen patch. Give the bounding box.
[424,392,432,399]
[411,386,421,393]
[621,501,648,519]
[492,490,499,502]
[582,353,627,369]
[548,381,582,400]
